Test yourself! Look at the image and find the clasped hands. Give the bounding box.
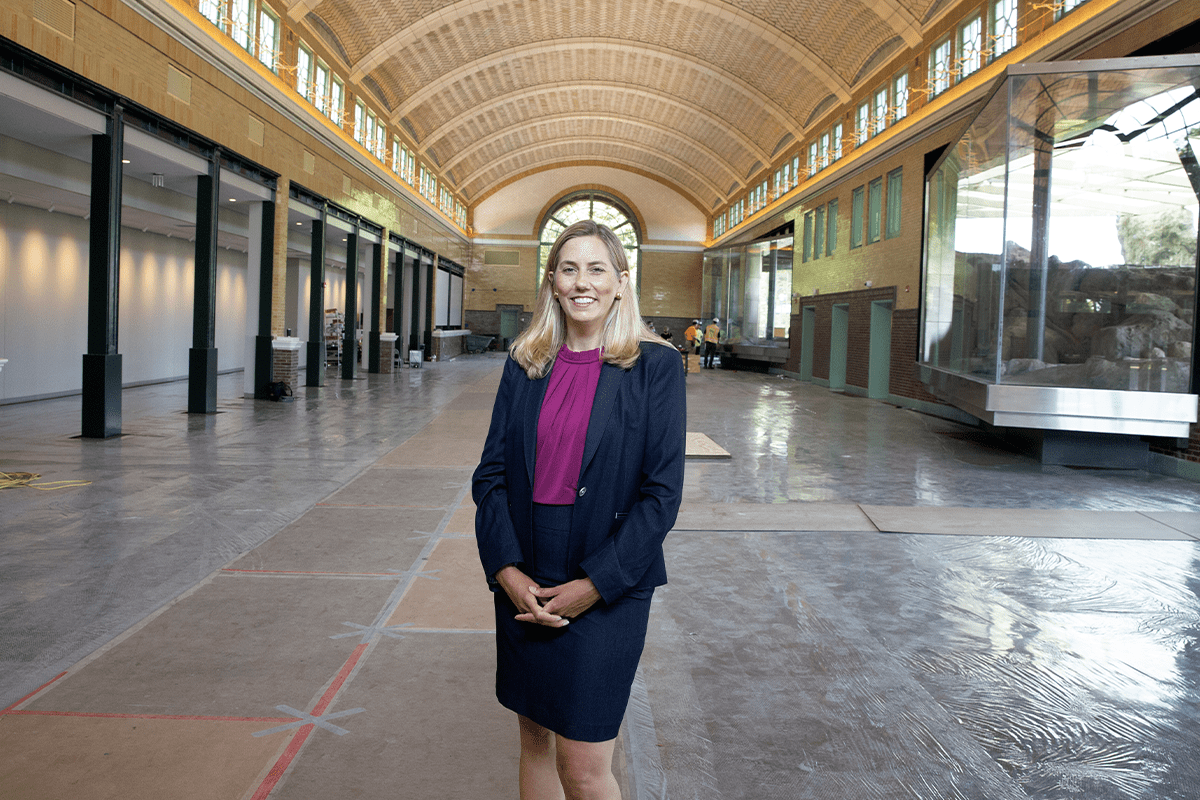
[495,565,600,627]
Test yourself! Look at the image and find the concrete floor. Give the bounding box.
[2,354,1199,799]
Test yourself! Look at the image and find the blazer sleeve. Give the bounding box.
[471,356,526,586]
[580,344,686,603]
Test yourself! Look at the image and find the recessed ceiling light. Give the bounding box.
[121,159,130,164]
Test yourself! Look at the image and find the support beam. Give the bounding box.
[189,156,221,414]
[367,239,383,373]
[244,199,276,399]
[342,228,359,380]
[307,212,327,387]
[82,111,125,439]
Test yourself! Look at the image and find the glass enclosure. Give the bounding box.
[922,60,1199,393]
[703,235,794,343]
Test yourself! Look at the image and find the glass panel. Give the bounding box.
[746,242,768,339]
[886,169,903,239]
[726,249,744,342]
[867,178,883,243]
[923,61,1200,393]
[851,187,864,247]
[814,206,825,259]
[229,0,252,49]
[257,11,277,69]
[802,212,813,261]
[921,78,1009,378]
[827,199,838,254]
[773,239,794,339]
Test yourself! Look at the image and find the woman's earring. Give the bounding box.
[615,292,622,300]
[553,292,560,299]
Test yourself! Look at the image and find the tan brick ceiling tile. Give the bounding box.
[288,0,924,210]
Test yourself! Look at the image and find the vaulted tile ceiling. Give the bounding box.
[285,0,939,209]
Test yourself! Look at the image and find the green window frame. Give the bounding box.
[885,168,903,239]
[826,199,838,255]
[802,211,813,262]
[814,206,825,260]
[867,178,883,244]
[850,186,864,248]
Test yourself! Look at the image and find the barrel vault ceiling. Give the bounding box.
[284,0,943,210]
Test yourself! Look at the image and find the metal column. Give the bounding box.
[252,200,275,399]
[81,110,125,439]
[342,228,359,380]
[189,155,221,414]
[306,211,326,387]
[367,240,383,373]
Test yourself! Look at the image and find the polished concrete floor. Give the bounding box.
[2,354,1199,799]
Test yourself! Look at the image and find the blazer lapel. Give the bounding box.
[579,362,624,475]
[524,370,550,488]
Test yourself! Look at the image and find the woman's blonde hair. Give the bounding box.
[510,220,670,378]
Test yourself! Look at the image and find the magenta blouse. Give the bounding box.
[532,345,603,505]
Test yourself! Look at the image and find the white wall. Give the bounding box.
[0,203,248,403]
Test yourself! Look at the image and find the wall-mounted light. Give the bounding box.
[151,173,164,188]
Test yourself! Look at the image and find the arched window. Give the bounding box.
[538,192,641,293]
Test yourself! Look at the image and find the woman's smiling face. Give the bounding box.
[552,235,628,337]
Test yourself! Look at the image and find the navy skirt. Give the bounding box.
[494,503,653,743]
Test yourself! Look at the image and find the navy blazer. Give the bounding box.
[472,342,686,604]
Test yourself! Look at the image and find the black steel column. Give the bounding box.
[408,251,421,358]
[367,240,382,373]
[342,228,359,380]
[253,199,275,399]
[189,155,221,414]
[306,212,326,387]
[423,253,435,357]
[82,109,125,438]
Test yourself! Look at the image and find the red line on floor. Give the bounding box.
[2,672,67,713]
[252,725,314,800]
[313,643,368,716]
[222,568,400,577]
[250,642,369,799]
[4,709,294,722]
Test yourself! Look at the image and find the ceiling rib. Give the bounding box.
[458,138,726,203]
[392,39,803,141]
[418,83,773,166]
[469,155,713,211]
[350,0,851,105]
[439,112,744,191]
[864,0,924,48]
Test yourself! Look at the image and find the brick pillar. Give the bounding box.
[271,336,302,395]
[380,333,398,373]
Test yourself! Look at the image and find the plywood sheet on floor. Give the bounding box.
[268,635,515,800]
[673,503,877,531]
[24,574,393,717]
[859,506,1194,539]
[375,437,485,468]
[230,506,442,573]
[685,432,730,459]
[321,467,471,508]
[388,538,494,631]
[1140,511,1200,540]
[0,714,286,800]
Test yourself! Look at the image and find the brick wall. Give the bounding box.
[786,287,941,405]
[1149,400,1200,464]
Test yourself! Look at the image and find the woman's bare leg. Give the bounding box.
[555,734,621,800]
[518,715,566,800]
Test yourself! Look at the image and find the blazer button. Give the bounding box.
[578,486,587,497]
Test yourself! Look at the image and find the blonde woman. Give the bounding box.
[473,220,686,799]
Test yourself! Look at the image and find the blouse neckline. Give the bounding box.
[557,344,602,364]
